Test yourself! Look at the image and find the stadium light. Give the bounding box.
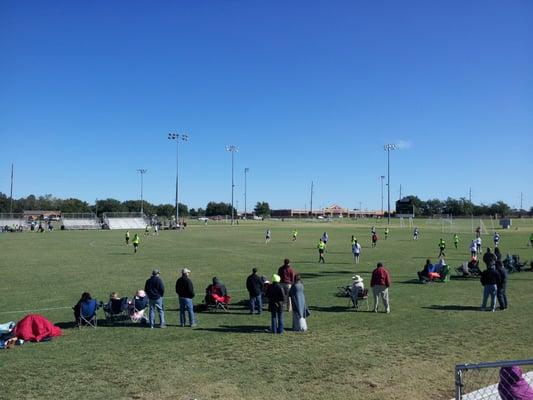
[168,133,189,227]
[384,144,398,225]
[226,145,239,225]
[137,169,148,214]
[244,168,249,219]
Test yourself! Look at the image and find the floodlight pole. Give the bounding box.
[384,144,398,225]
[226,145,238,225]
[9,163,14,215]
[244,168,249,219]
[137,169,147,214]
[168,133,189,227]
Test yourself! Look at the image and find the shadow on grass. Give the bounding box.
[423,305,480,311]
[308,305,348,313]
[194,325,266,334]
[55,320,148,329]
[398,279,424,285]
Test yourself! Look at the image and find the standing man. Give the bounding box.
[175,268,196,327]
[438,238,446,258]
[453,233,459,249]
[246,267,264,314]
[370,262,391,313]
[144,269,166,329]
[317,238,326,263]
[132,233,140,253]
[480,264,499,312]
[278,258,296,311]
[266,274,286,334]
[495,260,508,311]
[352,239,362,265]
[125,230,130,245]
[482,247,497,268]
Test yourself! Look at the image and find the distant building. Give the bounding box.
[271,204,384,218]
[23,210,61,221]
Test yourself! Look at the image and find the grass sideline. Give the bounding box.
[1,219,532,399]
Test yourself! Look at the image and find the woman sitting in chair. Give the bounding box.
[128,289,148,323]
[73,292,99,325]
[350,275,365,308]
[205,277,231,305]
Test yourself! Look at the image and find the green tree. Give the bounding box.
[254,201,271,216]
[205,202,235,216]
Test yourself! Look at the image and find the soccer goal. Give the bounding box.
[440,215,454,233]
[455,359,533,399]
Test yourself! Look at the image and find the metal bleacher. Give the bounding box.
[61,213,100,230]
[103,212,148,230]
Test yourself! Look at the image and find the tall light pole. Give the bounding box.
[226,145,238,225]
[244,167,249,219]
[9,163,14,215]
[384,144,398,225]
[380,175,385,215]
[137,169,147,214]
[168,133,189,226]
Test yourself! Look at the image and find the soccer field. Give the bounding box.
[1,219,532,399]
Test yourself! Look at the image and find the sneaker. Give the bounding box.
[160,324,166,329]
[190,323,197,328]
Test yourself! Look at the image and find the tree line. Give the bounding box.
[0,193,272,218]
[402,195,530,217]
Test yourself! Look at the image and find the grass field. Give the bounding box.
[1,218,533,399]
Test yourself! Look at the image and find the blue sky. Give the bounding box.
[1,1,532,211]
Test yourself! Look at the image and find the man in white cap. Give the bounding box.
[175,268,196,327]
[144,269,166,328]
[350,275,365,308]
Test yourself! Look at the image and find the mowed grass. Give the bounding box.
[1,219,532,400]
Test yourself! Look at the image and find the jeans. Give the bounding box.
[148,297,165,328]
[179,297,195,326]
[497,284,508,310]
[270,310,284,334]
[249,295,262,314]
[481,285,497,311]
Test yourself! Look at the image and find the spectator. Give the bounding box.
[205,277,229,305]
[144,269,166,328]
[289,274,310,332]
[352,239,361,264]
[480,264,500,312]
[246,267,264,314]
[496,260,508,311]
[494,246,502,262]
[498,366,533,400]
[370,262,391,313]
[175,268,196,327]
[277,259,296,311]
[266,274,286,334]
[483,247,497,268]
[350,275,365,308]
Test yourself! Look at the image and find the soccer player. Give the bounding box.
[292,229,298,241]
[470,240,478,257]
[384,227,389,240]
[475,237,482,254]
[133,233,140,253]
[317,239,326,263]
[453,233,459,249]
[413,227,419,240]
[154,224,159,236]
[352,239,361,264]
[351,235,356,246]
[475,226,481,238]
[371,232,378,248]
[125,230,130,245]
[265,229,271,244]
[322,232,329,245]
[493,232,500,247]
[371,226,376,235]
[438,238,446,257]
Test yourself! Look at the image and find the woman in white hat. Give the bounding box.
[350,275,365,308]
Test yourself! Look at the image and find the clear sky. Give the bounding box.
[1,0,532,211]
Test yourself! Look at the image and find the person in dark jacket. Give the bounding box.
[175,268,196,327]
[278,259,296,311]
[483,247,497,268]
[204,277,229,305]
[246,267,264,314]
[480,265,500,312]
[494,247,502,262]
[495,260,508,310]
[266,274,286,334]
[144,269,166,328]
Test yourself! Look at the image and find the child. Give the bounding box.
[133,233,140,253]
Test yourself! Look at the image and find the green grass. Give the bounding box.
[1,219,533,399]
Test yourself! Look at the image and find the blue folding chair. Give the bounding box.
[79,299,99,329]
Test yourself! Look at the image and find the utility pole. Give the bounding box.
[226,145,238,225]
[380,176,385,215]
[310,181,314,217]
[384,144,398,225]
[168,133,189,226]
[9,163,14,215]
[399,184,402,200]
[520,192,523,210]
[137,169,147,214]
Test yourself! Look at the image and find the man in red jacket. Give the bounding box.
[370,262,391,313]
[278,258,296,311]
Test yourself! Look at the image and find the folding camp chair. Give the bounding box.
[205,293,231,312]
[103,297,129,324]
[78,299,99,329]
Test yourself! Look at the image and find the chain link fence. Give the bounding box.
[455,359,533,399]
